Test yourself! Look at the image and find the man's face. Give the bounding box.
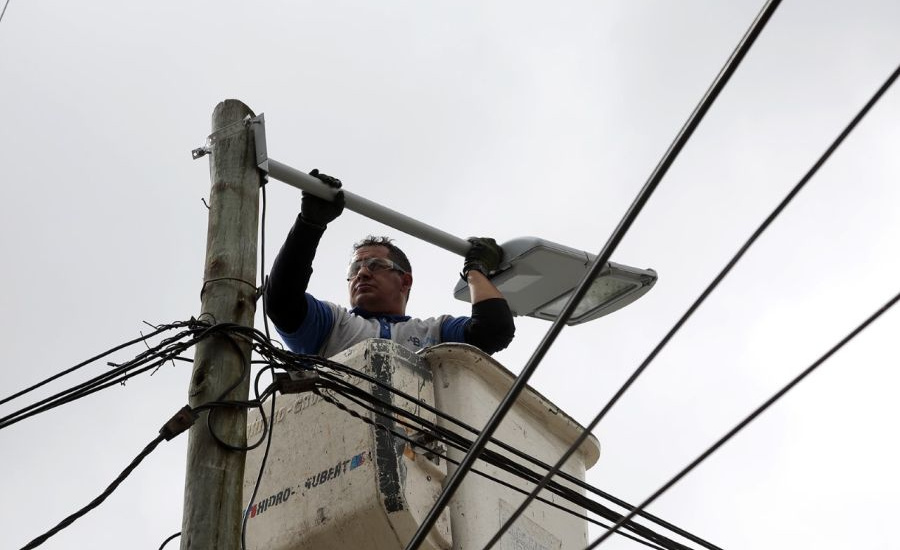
[347,245,412,315]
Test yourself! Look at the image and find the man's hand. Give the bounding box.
[300,168,345,227]
[463,237,503,278]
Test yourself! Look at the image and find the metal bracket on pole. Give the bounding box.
[191,145,211,160]
[249,113,269,182]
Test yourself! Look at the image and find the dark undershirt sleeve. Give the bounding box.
[264,215,326,333]
[464,298,516,354]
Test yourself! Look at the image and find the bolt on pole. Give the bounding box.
[181,100,261,550]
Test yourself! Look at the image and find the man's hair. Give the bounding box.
[352,236,412,273]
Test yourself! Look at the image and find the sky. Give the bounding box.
[1,1,899,549]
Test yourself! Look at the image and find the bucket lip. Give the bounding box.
[420,343,602,469]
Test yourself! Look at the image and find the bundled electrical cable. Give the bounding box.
[259,343,716,550]
[3,320,716,550]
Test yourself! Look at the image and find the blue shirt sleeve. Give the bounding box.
[440,316,470,344]
[276,293,335,354]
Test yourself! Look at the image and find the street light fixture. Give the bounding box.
[452,237,656,325]
[257,136,657,325]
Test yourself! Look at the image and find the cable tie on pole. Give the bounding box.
[200,277,259,302]
[159,405,198,441]
[192,114,255,160]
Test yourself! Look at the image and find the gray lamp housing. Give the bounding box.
[454,237,657,326]
[260,158,657,326]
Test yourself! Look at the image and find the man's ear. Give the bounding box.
[401,272,413,297]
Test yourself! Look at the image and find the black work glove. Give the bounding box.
[300,168,345,227]
[462,237,503,279]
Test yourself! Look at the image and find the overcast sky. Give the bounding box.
[1,1,899,549]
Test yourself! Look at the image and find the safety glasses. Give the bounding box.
[347,257,406,280]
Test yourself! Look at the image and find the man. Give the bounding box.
[264,170,515,357]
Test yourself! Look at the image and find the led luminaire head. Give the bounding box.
[453,237,657,326]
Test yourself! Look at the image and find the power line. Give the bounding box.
[490,57,900,550]
[240,389,277,550]
[309,360,706,549]
[241,166,280,550]
[158,532,181,550]
[201,368,277,453]
[19,403,202,549]
[0,0,10,25]
[0,322,211,430]
[0,320,287,432]
[304,346,717,548]
[404,1,784,548]
[5,315,701,550]
[20,435,166,549]
[586,289,900,549]
[0,321,276,434]
[14,281,888,549]
[219,336,707,549]
[15,349,278,550]
[316,384,679,550]
[0,321,183,408]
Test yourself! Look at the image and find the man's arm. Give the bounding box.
[264,217,325,333]
[465,269,504,302]
[463,270,515,353]
[461,238,515,353]
[263,169,344,333]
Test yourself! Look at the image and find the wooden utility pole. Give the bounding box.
[181,100,261,549]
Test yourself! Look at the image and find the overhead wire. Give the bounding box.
[0,321,272,432]
[0,319,262,428]
[20,433,168,549]
[0,0,11,25]
[281,354,706,549]
[585,289,900,549]
[318,355,698,532]
[404,1,784,548]
[0,320,273,430]
[0,321,185,407]
[19,387,273,549]
[241,382,277,550]
[314,383,677,550]
[15,322,282,548]
[158,532,181,550]
[241,172,283,550]
[1,305,708,549]
[232,339,638,540]
[259,164,272,339]
[497,58,900,550]
[0,321,210,430]
[200,323,270,452]
[282,346,717,549]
